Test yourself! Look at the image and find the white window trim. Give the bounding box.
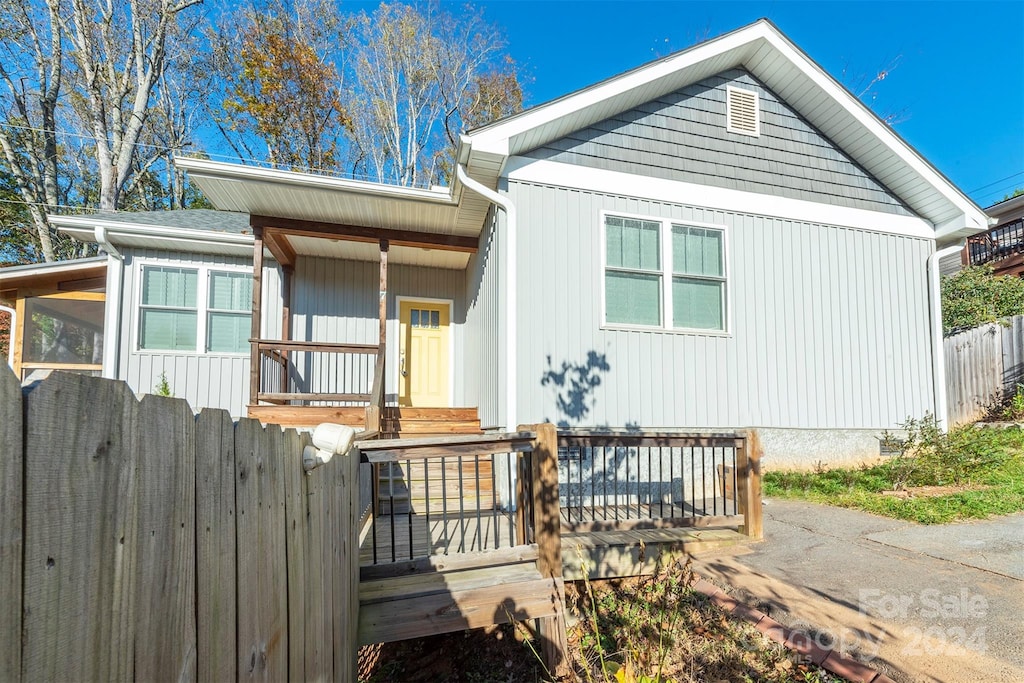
[133,259,253,356]
[726,85,760,137]
[599,210,732,336]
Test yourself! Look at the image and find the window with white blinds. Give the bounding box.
[603,214,727,332]
[138,264,251,353]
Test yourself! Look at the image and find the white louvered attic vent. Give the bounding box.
[726,86,759,136]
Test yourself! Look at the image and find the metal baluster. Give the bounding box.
[690,447,696,523]
[659,446,664,518]
[458,455,466,553]
[491,453,500,549]
[424,457,431,555]
[507,453,515,545]
[701,447,708,517]
[441,456,449,554]
[371,462,378,565]
[713,448,719,516]
[602,447,608,521]
[625,445,630,519]
[732,446,739,515]
[388,462,396,563]
[474,455,483,552]
[407,458,414,559]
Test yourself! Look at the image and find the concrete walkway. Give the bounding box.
[690,500,1024,683]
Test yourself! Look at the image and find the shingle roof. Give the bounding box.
[62,209,251,234]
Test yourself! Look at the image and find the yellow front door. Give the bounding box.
[399,300,450,407]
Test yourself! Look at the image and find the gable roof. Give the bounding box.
[460,18,988,240]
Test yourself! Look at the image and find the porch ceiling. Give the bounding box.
[287,235,470,269]
[175,157,492,240]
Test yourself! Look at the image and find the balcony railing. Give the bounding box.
[253,339,380,405]
[967,218,1024,267]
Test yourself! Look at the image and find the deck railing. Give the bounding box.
[557,431,763,539]
[967,217,1024,267]
[355,432,541,566]
[252,339,380,406]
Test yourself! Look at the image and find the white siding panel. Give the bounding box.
[464,209,503,427]
[119,248,267,417]
[511,181,935,430]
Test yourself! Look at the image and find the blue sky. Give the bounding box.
[455,0,1024,208]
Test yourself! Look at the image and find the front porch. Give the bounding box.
[244,214,483,434]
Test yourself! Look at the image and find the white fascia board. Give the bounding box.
[0,256,107,279]
[52,214,255,247]
[506,157,936,240]
[762,30,987,231]
[174,156,457,205]
[468,26,764,157]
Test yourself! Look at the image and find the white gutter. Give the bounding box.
[0,304,15,369]
[455,163,517,431]
[929,240,966,431]
[95,226,124,380]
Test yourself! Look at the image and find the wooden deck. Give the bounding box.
[359,512,519,565]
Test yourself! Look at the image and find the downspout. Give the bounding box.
[928,240,966,431]
[455,163,517,431]
[95,226,124,380]
[0,304,14,369]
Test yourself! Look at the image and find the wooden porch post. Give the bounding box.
[249,226,264,408]
[520,422,568,678]
[739,429,764,540]
[280,265,293,393]
[365,239,389,432]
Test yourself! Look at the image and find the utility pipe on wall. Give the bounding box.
[95,226,124,380]
[0,304,15,369]
[455,163,518,431]
[928,240,966,431]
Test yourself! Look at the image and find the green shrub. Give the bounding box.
[941,265,1024,334]
[881,414,1014,488]
[1002,384,1024,421]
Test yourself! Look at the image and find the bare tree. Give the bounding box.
[346,1,523,186]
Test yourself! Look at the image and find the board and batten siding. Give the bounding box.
[510,180,936,431]
[291,256,467,405]
[118,248,281,418]
[463,211,503,428]
[524,68,911,217]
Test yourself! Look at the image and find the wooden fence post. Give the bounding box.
[521,422,568,678]
[0,366,22,683]
[739,430,764,541]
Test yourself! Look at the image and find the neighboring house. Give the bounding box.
[3,19,990,467]
[0,257,108,382]
[959,193,1024,276]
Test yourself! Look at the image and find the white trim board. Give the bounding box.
[505,157,936,240]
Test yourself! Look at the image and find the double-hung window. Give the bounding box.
[603,213,727,332]
[138,264,252,353]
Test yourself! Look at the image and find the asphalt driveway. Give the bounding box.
[690,500,1024,683]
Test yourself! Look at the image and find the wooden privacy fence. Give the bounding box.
[0,368,360,683]
[945,316,1024,427]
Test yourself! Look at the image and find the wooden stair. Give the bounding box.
[380,407,482,438]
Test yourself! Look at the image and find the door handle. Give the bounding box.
[400,351,407,376]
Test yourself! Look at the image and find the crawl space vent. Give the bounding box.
[726,86,759,136]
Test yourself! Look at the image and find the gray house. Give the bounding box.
[37,20,988,467]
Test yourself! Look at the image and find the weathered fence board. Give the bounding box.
[196,408,237,683]
[236,419,289,682]
[4,372,361,683]
[0,367,22,681]
[944,317,1024,427]
[135,395,198,681]
[21,374,139,682]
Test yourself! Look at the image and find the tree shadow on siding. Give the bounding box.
[541,351,611,429]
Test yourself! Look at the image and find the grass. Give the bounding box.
[566,556,843,683]
[763,426,1024,524]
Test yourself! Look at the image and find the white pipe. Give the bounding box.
[0,304,15,369]
[456,163,517,431]
[928,240,966,431]
[96,226,124,379]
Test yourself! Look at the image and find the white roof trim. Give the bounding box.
[51,214,254,247]
[506,156,935,240]
[174,157,457,205]
[0,256,107,281]
[465,19,987,235]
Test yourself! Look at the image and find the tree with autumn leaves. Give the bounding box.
[0,0,525,264]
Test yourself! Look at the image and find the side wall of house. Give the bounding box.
[290,256,467,406]
[463,209,504,428]
[118,248,281,418]
[509,179,936,465]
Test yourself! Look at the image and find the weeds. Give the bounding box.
[154,372,173,397]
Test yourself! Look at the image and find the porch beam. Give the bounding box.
[249,225,264,406]
[251,215,478,253]
[263,230,297,268]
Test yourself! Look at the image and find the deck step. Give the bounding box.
[561,527,748,580]
[380,406,482,437]
[357,561,561,646]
